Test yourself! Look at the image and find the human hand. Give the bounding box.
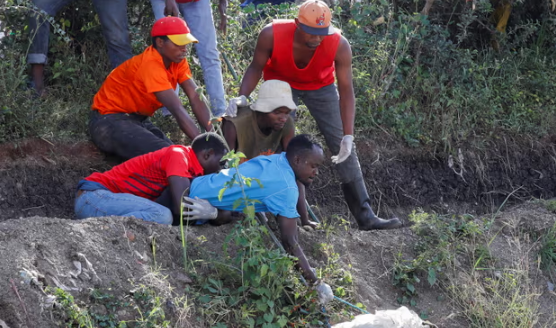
[164,0,180,17]
[182,196,218,220]
[315,282,334,305]
[224,96,248,117]
[331,135,353,164]
[301,220,319,231]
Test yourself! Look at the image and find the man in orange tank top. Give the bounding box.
[236,0,402,230]
[89,17,213,161]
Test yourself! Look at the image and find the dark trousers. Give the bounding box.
[89,110,173,160]
[291,83,362,184]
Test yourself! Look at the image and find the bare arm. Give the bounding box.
[295,181,311,226]
[277,215,318,283]
[218,0,228,34]
[180,78,213,132]
[281,123,294,151]
[335,36,355,136]
[167,176,191,217]
[239,25,274,98]
[155,89,202,140]
[221,119,238,151]
[164,0,180,16]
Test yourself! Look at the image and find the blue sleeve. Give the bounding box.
[263,187,299,219]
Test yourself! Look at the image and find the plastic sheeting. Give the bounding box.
[332,306,430,328]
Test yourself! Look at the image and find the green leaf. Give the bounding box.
[198,295,211,303]
[406,283,415,294]
[260,264,269,277]
[253,178,263,188]
[263,312,274,323]
[244,205,255,218]
[256,300,268,312]
[277,316,288,327]
[218,188,226,201]
[428,267,437,286]
[232,198,243,210]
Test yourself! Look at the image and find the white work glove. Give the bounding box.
[182,196,218,220]
[331,135,354,164]
[315,282,334,305]
[224,96,248,118]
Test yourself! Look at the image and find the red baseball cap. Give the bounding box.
[298,0,335,36]
[151,17,198,46]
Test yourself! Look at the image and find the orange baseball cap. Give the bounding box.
[297,0,335,36]
[151,17,198,46]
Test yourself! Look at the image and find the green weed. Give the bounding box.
[543,199,556,214]
[393,211,487,305]
[52,288,95,328]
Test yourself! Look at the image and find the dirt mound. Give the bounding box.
[0,137,555,327]
[0,214,449,328]
[0,203,555,327]
[0,216,185,327]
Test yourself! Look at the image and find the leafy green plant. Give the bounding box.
[393,211,487,304]
[185,150,333,327]
[52,288,95,328]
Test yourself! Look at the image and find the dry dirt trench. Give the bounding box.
[0,137,555,327]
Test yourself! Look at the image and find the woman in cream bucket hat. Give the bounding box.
[251,80,297,113]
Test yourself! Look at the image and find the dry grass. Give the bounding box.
[448,221,545,327]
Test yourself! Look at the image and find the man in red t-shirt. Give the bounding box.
[74,133,228,225]
[89,17,213,161]
[234,1,401,230]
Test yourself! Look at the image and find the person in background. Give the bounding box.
[27,0,132,96]
[89,17,212,160]
[152,0,227,117]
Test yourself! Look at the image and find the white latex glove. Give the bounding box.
[224,96,248,118]
[315,282,334,305]
[331,135,354,164]
[182,196,218,220]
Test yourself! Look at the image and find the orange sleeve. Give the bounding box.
[177,59,192,85]
[138,60,174,94]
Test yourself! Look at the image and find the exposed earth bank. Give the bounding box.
[0,137,555,327]
[2,135,556,222]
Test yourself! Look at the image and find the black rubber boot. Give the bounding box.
[341,180,402,230]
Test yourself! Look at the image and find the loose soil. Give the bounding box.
[0,136,555,327]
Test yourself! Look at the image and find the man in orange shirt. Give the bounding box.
[236,1,402,230]
[89,17,212,160]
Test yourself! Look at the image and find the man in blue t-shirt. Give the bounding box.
[189,152,299,217]
[184,134,332,301]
